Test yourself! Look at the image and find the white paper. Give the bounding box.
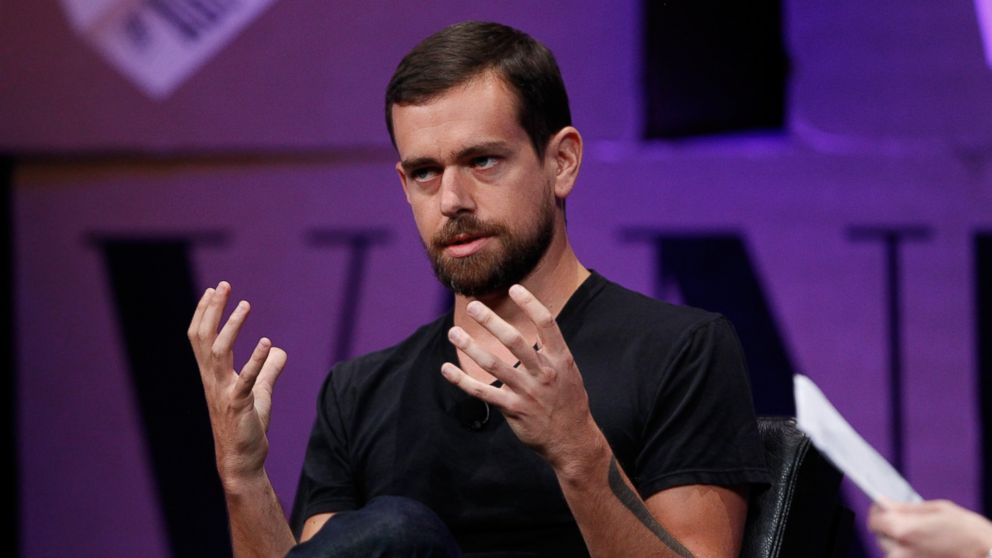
[794,374,922,503]
[59,0,279,99]
[978,0,992,69]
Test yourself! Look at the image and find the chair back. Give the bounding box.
[740,416,852,558]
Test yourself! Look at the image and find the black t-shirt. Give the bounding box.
[291,271,769,556]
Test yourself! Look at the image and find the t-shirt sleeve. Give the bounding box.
[289,369,357,537]
[635,316,770,499]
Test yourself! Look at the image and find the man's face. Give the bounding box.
[392,72,559,297]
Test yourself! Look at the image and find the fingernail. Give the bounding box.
[509,284,525,297]
[466,301,482,317]
[440,364,454,380]
[448,327,465,343]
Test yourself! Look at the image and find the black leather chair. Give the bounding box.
[740,417,853,558]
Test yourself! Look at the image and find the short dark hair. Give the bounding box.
[385,21,572,159]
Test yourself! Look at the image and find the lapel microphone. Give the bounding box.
[456,379,503,431]
[454,345,538,431]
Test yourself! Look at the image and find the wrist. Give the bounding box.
[215,444,268,490]
[219,467,270,497]
[551,419,612,488]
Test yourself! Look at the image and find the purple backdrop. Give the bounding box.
[7,1,992,557]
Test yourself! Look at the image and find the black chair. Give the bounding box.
[740,417,853,558]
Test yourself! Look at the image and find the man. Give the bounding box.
[189,21,768,558]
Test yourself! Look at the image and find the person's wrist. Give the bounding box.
[219,465,270,496]
[215,440,268,487]
[552,418,611,488]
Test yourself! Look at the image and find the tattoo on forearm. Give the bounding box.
[607,457,695,558]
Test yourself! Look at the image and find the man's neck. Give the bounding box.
[452,238,589,353]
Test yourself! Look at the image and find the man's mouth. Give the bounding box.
[442,234,492,258]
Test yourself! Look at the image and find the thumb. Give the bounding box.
[254,347,287,432]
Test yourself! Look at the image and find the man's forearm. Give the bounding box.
[604,457,694,557]
[223,471,297,558]
[189,283,295,557]
[555,427,694,558]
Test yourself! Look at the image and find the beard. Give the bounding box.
[426,197,555,298]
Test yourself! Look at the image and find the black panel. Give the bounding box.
[643,0,788,139]
[977,233,992,515]
[96,237,232,558]
[620,230,795,416]
[1,157,18,558]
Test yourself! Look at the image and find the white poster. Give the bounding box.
[59,0,279,99]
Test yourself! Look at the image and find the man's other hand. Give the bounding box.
[441,283,603,477]
[188,281,287,487]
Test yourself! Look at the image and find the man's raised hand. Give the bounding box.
[441,284,605,477]
[188,281,287,487]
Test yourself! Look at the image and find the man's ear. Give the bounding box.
[546,126,583,200]
[396,161,413,204]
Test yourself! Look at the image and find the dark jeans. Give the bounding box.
[286,496,462,558]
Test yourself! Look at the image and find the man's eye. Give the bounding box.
[472,156,498,170]
[412,168,438,182]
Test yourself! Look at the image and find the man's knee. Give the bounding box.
[287,496,460,558]
[364,496,457,551]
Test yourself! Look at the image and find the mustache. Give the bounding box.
[431,214,504,248]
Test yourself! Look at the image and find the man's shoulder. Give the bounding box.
[584,272,725,339]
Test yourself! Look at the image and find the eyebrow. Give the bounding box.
[400,141,512,174]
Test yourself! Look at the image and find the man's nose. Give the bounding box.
[439,168,476,217]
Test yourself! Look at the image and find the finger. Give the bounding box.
[508,284,567,355]
[882,500,932,514]
[188,287,214,341]
[912,499,952,513]
[464,301,542,373]
[441,362,514,408]
[212,300,251,364]
[867,505,890,534]
[448,326,528,388]
[254,347,287,431]
[876,534,898,554]
[197,281,232,343]
[237,337,272,393]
